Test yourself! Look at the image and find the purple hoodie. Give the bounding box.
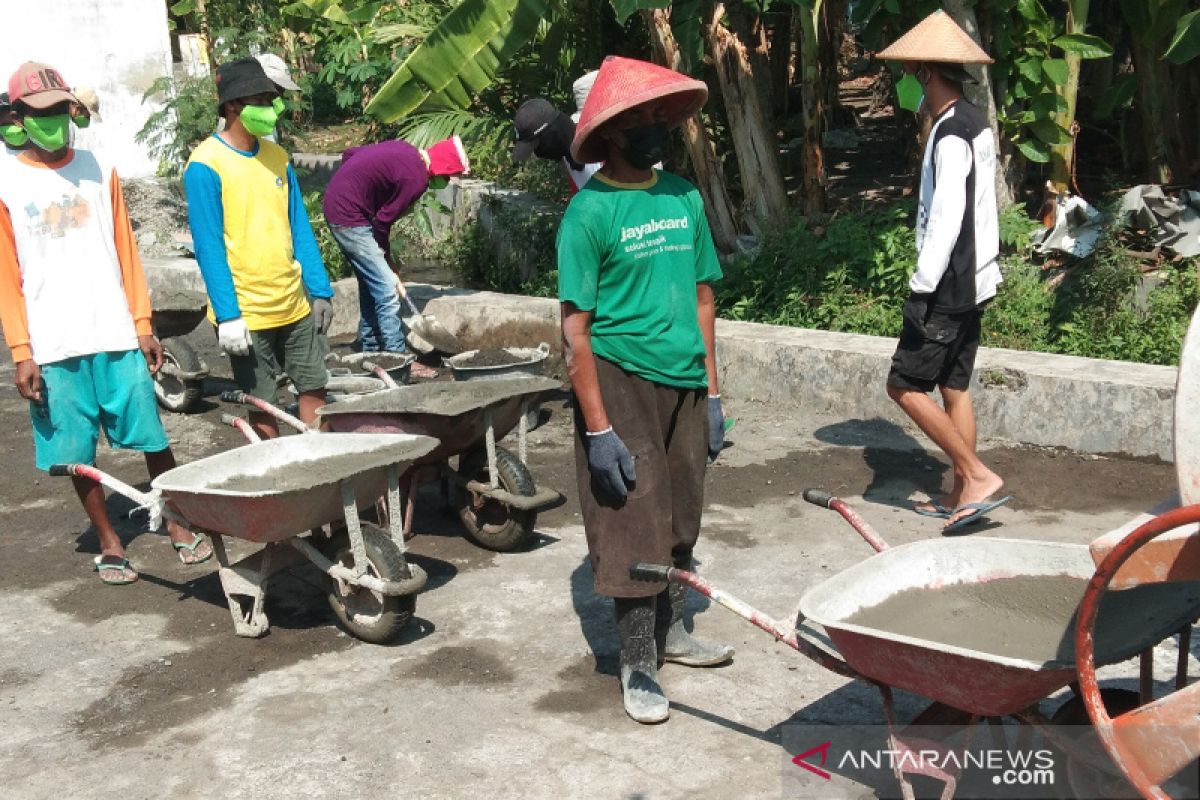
[322,140,429,252]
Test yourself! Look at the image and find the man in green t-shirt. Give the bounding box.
[557,56,732,725]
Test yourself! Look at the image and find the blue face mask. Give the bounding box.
[896,72,925,114]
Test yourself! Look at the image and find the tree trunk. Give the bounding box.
[944,0,1014,209]
[1047,0,1089,194]
[645,9,741,252]
[795,1,827,215]
[765,9,792,121]
[820,0,847,129]
[707,3,790,233]
[1129,34,1174,184]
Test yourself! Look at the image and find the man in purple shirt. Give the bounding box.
[323,136,469,352]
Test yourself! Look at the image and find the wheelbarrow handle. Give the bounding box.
[629,562,672,583]
[220,413,262,443]
[221,390,310,434]
[803,489,835,508]
[803,488,889,552]
[49,463,80,477]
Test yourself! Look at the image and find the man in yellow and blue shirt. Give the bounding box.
[183,57,332,437]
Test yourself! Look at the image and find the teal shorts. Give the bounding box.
[30,350,170,471]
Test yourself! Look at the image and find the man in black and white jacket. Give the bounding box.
[879,11,1010,533]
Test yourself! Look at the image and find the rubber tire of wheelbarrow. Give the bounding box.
[1047,688,1141,800]
[154,337,203,413]
[324,522,415,644]
[456,446,537,552]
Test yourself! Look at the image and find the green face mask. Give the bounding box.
[23,113,70,151]
[1,123,28,148]
[427,175,449,191]
[272,97,286,115]
[239,103,279,137]
[896,72,925,114]
[72,114,90,129]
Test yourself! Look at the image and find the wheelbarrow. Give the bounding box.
[50,431,439,644]
[148,287,210,413]
[226,377,563,552]
[632,492,1200,799]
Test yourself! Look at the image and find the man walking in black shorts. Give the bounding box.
[879,12,1009,533]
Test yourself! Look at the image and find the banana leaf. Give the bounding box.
[365,0,553,123]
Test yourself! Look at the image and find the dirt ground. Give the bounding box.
[0,328,1195,800]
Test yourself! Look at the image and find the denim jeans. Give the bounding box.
[329,224,406,352]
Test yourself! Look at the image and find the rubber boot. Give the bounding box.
[658,580,735,667]
[614,597,669,724]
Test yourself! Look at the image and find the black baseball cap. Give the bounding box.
[512,98,559,162]
[215,57,277,107]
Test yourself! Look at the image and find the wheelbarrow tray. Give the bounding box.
[151,433,438,543]
[149,288,209,339]
[799,537,1200,716]
[316,376,560,463]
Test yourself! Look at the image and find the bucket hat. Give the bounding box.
[215,58,277,107]
[876,10,993,64]
[571,55,708,164]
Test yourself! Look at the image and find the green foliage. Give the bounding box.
[998,204,1041,253]
[444,201,561,297]
[302,191,350,280]
[1165,8,1200,63]
[365,0,553,122]
[715,205,916,336]
[135,74,217,176]
[716,203,1198,367]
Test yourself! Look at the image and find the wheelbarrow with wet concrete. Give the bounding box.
[148,287,210,413]
[632,493,1200,799]
[49,430,438,643]
[225,377,563,552]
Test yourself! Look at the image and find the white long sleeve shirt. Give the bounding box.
[910,100,1002,312]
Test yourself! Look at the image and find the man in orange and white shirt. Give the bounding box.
[0,61,212,585]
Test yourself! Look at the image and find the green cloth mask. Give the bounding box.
[427,175,449,191]
[1,124,28,148]
[272,97,286,115]
[896,73,925,114]
[72,114,91,129]
[240,103,279,137]
[23,113,70,151]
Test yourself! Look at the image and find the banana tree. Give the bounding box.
[786,0,828,216]
[1047,0,1112,192]
[1120,0,1192,183]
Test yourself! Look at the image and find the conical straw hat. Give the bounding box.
[877,10,993,64]
[571,55,708,164]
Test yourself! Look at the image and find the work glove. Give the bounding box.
[311,297,334,335]
[217,317,252,357]
[585,427,636,502]
[707,395,725,463]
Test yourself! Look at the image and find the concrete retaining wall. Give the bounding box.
[143,258,1177,461]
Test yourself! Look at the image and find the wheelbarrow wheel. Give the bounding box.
[154,337,203,413]
[1047,689,1141,799]
[324,522,415,644]
[456,446,537,552]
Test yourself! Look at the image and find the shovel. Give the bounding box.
[393,275,465,355]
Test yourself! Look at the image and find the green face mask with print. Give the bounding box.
[896,72,925,114]
[23,113,70,151]
[1,123,28,148]
[239,103,279,137]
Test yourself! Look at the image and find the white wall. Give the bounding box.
[0,0,173,177]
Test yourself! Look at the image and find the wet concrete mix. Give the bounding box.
[454,349,529,368]
[844,575,1200,663]
[319,377,560,418]
[206,452,391,493]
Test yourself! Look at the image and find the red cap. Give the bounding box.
[571,56,708,164]
[8,62,77,110]
[424,135,470,177]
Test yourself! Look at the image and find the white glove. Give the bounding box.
[217,317,252,356]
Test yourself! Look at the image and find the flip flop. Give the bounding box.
[943,496,1013,534]
[914,500,953,518]
[93,555,139,586]
[173,533,214,565]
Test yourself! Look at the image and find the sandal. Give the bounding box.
[93,555,139,586]
[173,533,214,565]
